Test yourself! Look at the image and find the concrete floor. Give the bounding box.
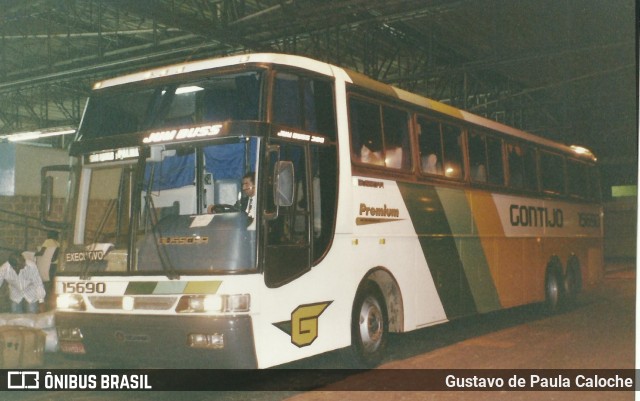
[284,265,635,401]
[5,263,635,401]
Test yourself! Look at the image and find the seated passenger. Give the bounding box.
[385,146,403,169]
[471,164,487,182]
[360,144,384,166]
[421,153,440,175]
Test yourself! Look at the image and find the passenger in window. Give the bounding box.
[360,144,384,166]
[471,163,487,182]
[508,146,524,188]
[385,146,403,169]
[421,153,441,175]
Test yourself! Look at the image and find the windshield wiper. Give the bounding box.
[80,199,116,280]
[144,194,180,280]
[142,160,180,280]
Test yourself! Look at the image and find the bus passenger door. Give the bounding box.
[263,141,311,287]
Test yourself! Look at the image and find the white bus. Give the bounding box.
[44,53,603,368]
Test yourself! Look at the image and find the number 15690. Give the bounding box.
[61,282,106,294]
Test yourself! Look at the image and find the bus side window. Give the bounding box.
[417,117,443,176]
[567,159,589,199]
[349,98,384,166]
[540,151,565,194]
[508,143,538,191]
[441,123,464,179]
[507,143,525,188]
[486,136,504,185]
[469,131,488,183]
[311,145,337,263]
[267,143,309,246]
[522,146,539,191]
[469,131,503,185]
[382,106,411,170]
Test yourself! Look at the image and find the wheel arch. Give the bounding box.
[356,267,404,333]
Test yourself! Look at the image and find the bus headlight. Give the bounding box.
[57,294,86,311]
[176,294,250,313]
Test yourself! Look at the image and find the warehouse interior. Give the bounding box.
[0,0,636,259]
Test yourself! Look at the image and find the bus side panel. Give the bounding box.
[488,194,604,302]
[437,187,502,314]
[397,183,480,320]
[250,239,357,368]
[467,191,538,308]
[351,178,448,330]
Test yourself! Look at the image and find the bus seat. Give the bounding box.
[214,179,241,205]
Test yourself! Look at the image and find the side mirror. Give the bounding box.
[274,161,294,207]
[40,165,71,229]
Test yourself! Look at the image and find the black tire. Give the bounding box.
[351,281,388,367]
[564,255,582,305]
[544,257,564,314]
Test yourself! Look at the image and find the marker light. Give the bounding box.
[570,145,596,160]
[175,86,204,95]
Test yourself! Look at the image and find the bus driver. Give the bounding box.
[208,172,256,228]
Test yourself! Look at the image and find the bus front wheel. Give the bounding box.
[351,281,388,367]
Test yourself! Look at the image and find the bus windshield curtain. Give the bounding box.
[144,152,195,191]
[143,139,258,191]
[203,139,257,180]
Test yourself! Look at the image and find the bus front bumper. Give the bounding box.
[55,312,257,368]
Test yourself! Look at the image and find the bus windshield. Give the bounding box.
[62,138,259,276]
[80,70,263,139]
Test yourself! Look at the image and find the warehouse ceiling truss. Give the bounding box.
[0,0,635,165]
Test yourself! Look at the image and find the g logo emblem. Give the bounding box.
[273,301,332,347]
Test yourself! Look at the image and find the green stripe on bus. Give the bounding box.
[436,187,501,313]
[397,183,477,319]
[154,281,188,294]
[125,282,157,295]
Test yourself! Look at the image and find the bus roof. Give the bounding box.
[92,52,596,162]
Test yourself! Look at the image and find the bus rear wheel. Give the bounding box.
[351,281,388,367]
[564,255,582,305]
[544,257,564,314]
